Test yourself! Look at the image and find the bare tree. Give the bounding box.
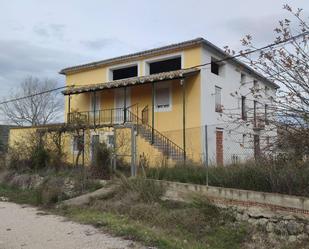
[0,76,63,126]
[222,5,309,157]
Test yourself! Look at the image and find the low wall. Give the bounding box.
[156,180,309,215]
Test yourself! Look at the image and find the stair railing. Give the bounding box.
[126,108,185,161]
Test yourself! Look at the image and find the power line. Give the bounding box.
[0,31,307,106]
[186,31,309,70]
[0,85,68,105]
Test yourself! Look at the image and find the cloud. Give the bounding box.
[0,40,87,98]
[33,24,66,40]
[80,38,122,50]
[33,26,50,37]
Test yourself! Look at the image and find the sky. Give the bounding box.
[0,0,308,103]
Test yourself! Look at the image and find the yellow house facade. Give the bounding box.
[9,38,278,168]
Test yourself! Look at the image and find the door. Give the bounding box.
[216,129,224,165]
[114,88,131,123]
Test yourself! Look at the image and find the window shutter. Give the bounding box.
[156,87,169,107]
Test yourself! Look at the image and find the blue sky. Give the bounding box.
[0,0,308,101]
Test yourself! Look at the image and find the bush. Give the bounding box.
[146,160,309,197]
[90,142,112,179]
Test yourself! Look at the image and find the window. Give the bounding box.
[155,84,171,112]
[253,100,257,127]
[253,80,258,89]
[107,135,114,147]
[265,104,269,125]
[241,73,246,84]
[112,65,137,80]
[149,57,181,75]
[211,59,220,75]
[215,86,222,112]
[241,96,247,120]
[73,135,84,152]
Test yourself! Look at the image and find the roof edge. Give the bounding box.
[59,37,204,75]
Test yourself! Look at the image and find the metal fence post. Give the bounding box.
[205,125,209,186]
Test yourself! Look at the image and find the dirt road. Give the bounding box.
[0,201,147,249]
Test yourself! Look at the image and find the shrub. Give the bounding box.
[90,142,112,179]
[146,160,309,197]
[116,175,166,203]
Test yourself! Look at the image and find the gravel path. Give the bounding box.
[0,201,147,249]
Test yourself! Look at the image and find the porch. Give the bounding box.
[63,68,200,162]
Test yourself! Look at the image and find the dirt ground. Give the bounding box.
[0,201,148,249]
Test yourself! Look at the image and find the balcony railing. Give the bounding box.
[67,104,139,126]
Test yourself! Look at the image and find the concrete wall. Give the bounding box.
[157,180,309,215]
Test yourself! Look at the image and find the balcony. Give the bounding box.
[67,105,141,127]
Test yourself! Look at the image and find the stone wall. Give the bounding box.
[155,179,309,242]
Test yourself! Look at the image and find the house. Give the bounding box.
[9,37,278,167]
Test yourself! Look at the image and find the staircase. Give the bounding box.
[126,106,185,162]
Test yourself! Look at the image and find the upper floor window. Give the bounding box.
[112,65,137,80]
[215,86,222,112]
[155,83,172,112]
[211,58,221,75]
[241,96,247,120]
[149,57,181,75]
[253,80,258,90]
[265,104,269,125]
[241,73,246,84]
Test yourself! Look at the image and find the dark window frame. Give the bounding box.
[241,96,247,120]
[149,57,182,75]
[112,65,138,80]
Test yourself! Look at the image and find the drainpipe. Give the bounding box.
[93,91,96,127]
[151,82,155,144]
[68,94,71,123]
[124,87,127,123]
[181,79,186,162]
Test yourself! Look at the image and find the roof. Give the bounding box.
[60,37,279,89]
[62,68,200,95]
[60,38,203,75]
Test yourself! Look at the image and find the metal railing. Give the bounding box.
[127,109,185,161]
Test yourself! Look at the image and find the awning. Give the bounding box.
[62,68,200,95]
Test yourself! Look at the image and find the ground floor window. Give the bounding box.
[73,135,84,153]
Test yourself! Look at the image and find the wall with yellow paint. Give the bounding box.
[10,44,203,166]
[63,45,203,163]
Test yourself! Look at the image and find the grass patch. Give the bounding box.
[0,183,40,205]
[56,177,249,249]
[58,205,248,249]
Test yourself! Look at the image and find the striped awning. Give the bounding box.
[62,68,200,95]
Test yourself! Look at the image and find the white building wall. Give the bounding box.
[200,46,277,165]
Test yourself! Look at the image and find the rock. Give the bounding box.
[266,222,274,233]
[274,221,287,235]
[297,233,308,241]
[28,175,44,189]
[287,221,303,235]
[257,218,268,226]
[305,224,309,234]
[247,208,273,219]
[0,197,9,202]
[288,235,297,243]
[283,215,296,221]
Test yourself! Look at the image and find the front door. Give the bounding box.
[114,88,131,123]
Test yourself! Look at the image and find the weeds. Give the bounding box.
[146,161,309,197]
